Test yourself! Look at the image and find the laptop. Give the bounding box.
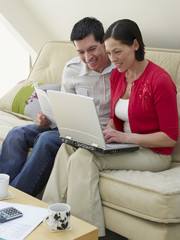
[47,90,139,154]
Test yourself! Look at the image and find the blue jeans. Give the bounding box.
[0,124,62,196]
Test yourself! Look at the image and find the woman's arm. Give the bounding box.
[103,128,177,148]
[125,131,177,147]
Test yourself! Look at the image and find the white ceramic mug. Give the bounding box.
[44,203,71,232]
[0,174,9,199]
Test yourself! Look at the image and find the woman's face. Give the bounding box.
[104,37,138,72]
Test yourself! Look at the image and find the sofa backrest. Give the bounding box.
[27,42,180,162]
[28,41,77,84]
[145,48,180,162]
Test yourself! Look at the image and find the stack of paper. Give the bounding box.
[0,201,48,240]
[35,83,57,129]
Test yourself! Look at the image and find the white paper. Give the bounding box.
[0,201,48,240]
[35,84,57,129]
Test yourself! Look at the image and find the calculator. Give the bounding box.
[0,207,23,223]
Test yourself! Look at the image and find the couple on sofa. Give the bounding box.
[0,17,178,237]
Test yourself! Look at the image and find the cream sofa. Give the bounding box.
[0,41,180,240]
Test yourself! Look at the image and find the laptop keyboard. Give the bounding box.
[106,143,122,148]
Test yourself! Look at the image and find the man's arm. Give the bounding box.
[106,119,115,129]
[61,58,81,93]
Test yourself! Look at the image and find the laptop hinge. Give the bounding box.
[66,136,72,140]
[91,143,98,147]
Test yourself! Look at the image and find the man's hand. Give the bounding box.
[36,111,51,128]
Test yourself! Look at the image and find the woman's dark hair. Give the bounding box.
[70,17,104,43]
[104,19,145,61]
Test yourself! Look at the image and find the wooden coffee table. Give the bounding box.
[4,186,98,240]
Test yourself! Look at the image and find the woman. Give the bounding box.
[43,19,179,237]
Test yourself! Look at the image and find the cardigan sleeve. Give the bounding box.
[152,71,179,141]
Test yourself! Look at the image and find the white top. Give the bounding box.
[61,56,115,126]
[115,98,131,133]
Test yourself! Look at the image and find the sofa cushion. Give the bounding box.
[0,41,77,122]
[0,81,60,121]
[100,162,180,224]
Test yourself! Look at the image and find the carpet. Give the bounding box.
[99,229,128,240]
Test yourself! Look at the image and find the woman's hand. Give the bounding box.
[103,127,126,143]
[36,111,51,128]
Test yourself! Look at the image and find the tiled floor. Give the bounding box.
[99,229,128,240]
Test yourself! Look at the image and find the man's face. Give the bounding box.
[74,34,109,73]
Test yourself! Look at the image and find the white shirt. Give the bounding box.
[115,98,131,133]
[61,56,115,125]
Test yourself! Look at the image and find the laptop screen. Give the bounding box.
[47,91,107,148]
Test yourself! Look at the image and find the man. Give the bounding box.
[0,17,114,197]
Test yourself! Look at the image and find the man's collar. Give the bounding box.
[79,61,89,76]
[79,61,115,77]
[101,62,115,74]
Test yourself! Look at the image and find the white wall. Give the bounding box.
[0,20,30,97]
[0,0,180,54]
[0,0,50,57]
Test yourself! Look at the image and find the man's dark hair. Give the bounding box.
[70,17,104,43]
[104,19,145,61]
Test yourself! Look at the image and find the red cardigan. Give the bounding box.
[110,61,179,155]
